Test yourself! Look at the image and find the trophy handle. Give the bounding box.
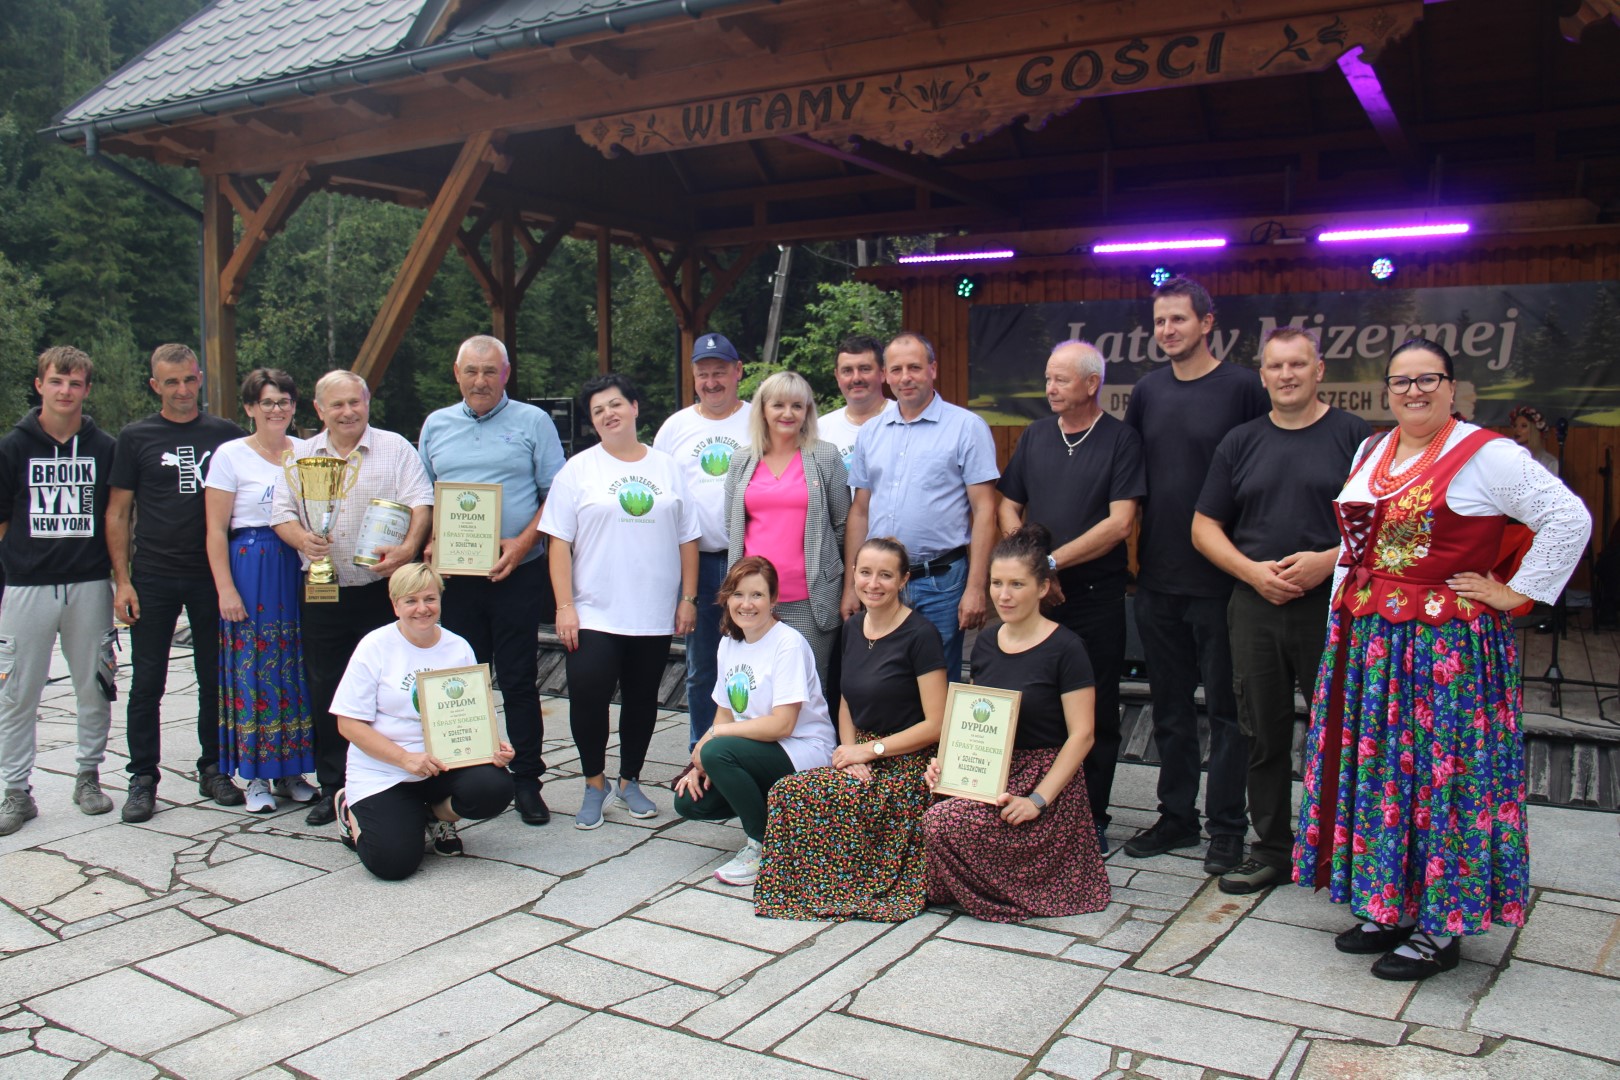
[338,452,362,498]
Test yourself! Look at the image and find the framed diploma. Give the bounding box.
[932,682,1021,804]
[432,482,502,576]
[417,664,499,768]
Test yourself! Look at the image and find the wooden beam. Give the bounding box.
[221,161,312,304]
[716,13,777,53]
[639,238,693,328]
[1560,0,1620,42]
[779,134,1010,212]
[452,229,498,306]
[332,90,398,122]
[221,174,264,219]
[515,217,575,298]
[1336,46,1418,181]
[490,209,519,376]
[201,176,237,419]
[696,242,767,326]
[569,42,637,79]
[900,0,944,27]
[150,126,212,157]
[596,228,612,373]
[679,247,701,406]
[232,112,301,139]
[440,68,511,102]
[352,130,501,388]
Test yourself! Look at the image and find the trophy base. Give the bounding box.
[305,578,340,603]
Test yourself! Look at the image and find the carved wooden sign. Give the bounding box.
[577,4,1421,158]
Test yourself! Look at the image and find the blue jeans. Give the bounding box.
[904,557,968,683]
[686,551,728,748]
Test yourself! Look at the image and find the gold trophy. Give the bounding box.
[283,454,358,602]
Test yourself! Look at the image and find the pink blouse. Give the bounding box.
[743,452,810,603]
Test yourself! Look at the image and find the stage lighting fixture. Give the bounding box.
[1370,257,1396,281]
[896,249,1015,264]
[1150,266,1173,287]
[1317,223,1469,242]
[1092,237,1227,254]
[954,274,984,300]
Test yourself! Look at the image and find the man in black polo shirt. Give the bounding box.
[1193,326,1370,893]
[998,340,1145,853]
[107,344,247,821]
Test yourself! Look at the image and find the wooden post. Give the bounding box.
[596,228,612,373]
[201,175,237,418]
[679,247,702,406]
[353,130,502,388]
[490,207,518,380]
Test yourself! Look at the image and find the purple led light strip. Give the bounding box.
[1317,223,1470,242]
[1092,238,1228,254]
[895,250,1017,264]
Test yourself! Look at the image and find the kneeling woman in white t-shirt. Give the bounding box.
[330,564,515,880]
[674,556,836,886]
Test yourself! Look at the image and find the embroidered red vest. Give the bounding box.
[1332,428,1505,625]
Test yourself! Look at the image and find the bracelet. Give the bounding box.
[681,595,698,605]
[556,602,574,609]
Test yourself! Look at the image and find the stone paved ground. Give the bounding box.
[3,628,1619,1079]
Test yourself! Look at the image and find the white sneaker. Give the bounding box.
[274,775,319,803]
[714,838,762,886]
[244,778,277,814]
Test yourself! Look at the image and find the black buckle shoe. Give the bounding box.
[305,789,338,826]
[513,778,551,826]
[1370,932,1461,981]
[1334,921,1416,955]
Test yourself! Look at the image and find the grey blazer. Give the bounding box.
[724,440,850,631]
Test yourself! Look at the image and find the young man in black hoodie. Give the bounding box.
[0,347,119,835]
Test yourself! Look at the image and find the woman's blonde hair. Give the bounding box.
[748,371,819,455]
[388,563,444,602]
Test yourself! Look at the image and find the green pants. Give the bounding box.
[674,735,795,841]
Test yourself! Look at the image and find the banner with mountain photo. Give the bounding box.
[967,282,1620,428]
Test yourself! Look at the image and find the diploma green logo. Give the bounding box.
[725,671,751,713]
[699,442,733,477]
[617,481,656,517]
[445,677,466,700]
[971,699,993,723]
[457,491,478,512]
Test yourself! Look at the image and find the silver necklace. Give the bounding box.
[1059,418,1099,457]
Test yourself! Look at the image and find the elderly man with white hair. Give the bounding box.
[996,340,1146,853]
[272,369,433,825]
[418,335,565,825]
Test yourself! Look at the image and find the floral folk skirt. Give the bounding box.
[923,746,1110,923]
[218,528,315,780]
[755,740,933,922]
[1293,608,1528,936]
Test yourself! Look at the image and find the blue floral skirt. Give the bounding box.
[1293,608,1528,935]
[218,527,315,779]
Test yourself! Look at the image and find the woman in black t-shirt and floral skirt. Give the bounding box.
[755,538,946,921]
[923,525,1110,923]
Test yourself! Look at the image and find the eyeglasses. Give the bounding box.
[1383,373,1451,394]
[255,399,294,412]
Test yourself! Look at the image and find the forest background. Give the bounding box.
[0,1,908,441]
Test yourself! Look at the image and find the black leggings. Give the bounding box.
[349,766,513,881]
[565,630,670,779]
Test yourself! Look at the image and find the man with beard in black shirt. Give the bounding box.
[1193,326,1371,893]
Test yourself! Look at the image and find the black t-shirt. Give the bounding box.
[998,413,1146,586]
[840,609,947,736]
[1195,407,1373,592]
[110,412,245,577]
[1124,361,1268,596]
[970,623,1094,749]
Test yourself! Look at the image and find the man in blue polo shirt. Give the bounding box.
[419,335,565,825]
[846,331,998,681]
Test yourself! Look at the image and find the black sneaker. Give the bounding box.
[1219,857,1284,894]
[1122,817,1200,859]
[305,788,338,826]
[428,820,463,856]
[122,775,158,823]
[198,764,245,807]
[334,788,358,851]
[1204,834,1245,875]
[513,777,551,826]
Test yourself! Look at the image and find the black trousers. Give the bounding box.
[350,766,513,880]
[1134,585,1248,838]
[1229,585,1329,870]
[126,573,220,780]
[439,557,547,781]
[302,580,394,791]
[566,629,669,780]
[1051,573,1127,828]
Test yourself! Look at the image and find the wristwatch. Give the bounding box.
[872,741,887,757]
[1027,791,1048,813]
[1046,555,1058,571]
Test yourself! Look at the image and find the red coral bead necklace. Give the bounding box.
[1368,415,1458,497]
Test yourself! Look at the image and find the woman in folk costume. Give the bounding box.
[1294,338,1589,981]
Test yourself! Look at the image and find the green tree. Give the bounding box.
[0,252,52,423]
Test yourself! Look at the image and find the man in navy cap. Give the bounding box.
[654,333,752,757]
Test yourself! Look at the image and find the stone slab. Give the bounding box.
[612,984,718,1027]
[0,909,213,1007]
[568,919,773,990]
[850,938,1105,1055]
[205,859,554,973]
[1472,959,1620,1061]
[1398,959,1494,1030]
[1123,869,1204,898]
[288,973,545,1080]
[1094,918,1163,954]
[493,1011,842,1078]
[0,903,54,953]
[1195,918,1416,1018]
[636,888,825,953]
[138,933,343,1013]
[1027,904,1128,940]
[1409,1026,1485,1054]
[413,1003,589,1080]
[222,830,356,872]
[1036,1036,1115,1080]
[1102,967,1406,1046]
[179,851,325,902]
[660,819,747,851]
[0,1049,74,1079]
[28,968,233,1054]
[74,1051,161,1080]
[0,771,129,857]
[131,805,252,839]
[1527,804,1620,901]
[776,1012,1026,1080]
[1060,943,1131,970]
[1065,989,1295,1079]
[459,816,649,877]
[43,826,191,892]
[1134,886,1259,973]
[1515,898,1620,975]
[531,839,719,928]
[1248,882,1349,933]
[938,915,1074,956]
[31,1026,101,1060]
[0,851,90,910]
[499,944,669,1007]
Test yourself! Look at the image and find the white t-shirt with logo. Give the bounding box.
[331,623,477,806]
[539,444,701,636]
[818,401,894,474]
[711,620,835,772]
[653,401,753,552]
[204,438,281,528]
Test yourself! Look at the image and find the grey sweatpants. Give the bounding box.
[0,581,115,789]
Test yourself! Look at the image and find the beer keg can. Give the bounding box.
[354,498,411,566]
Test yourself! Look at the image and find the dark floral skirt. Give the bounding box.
[218,528,314,780]
[755,735,933,922]
[1294,608,1528,936]
[923,746,1110,923]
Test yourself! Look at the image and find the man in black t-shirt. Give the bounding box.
[999,340,1145,851]
[1193,327,1370,894]
[107,344,246,822]
[1123,278,1268,873]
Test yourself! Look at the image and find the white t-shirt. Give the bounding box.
[653,401,753,552]
[538,444,701,636]
[818,401,893,473]
[331,623,477,806]
[204,438,282,528]
[711,621,835,772]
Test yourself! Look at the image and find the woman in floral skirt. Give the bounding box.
[755,537,946,921]
[1295,338,1589,981]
